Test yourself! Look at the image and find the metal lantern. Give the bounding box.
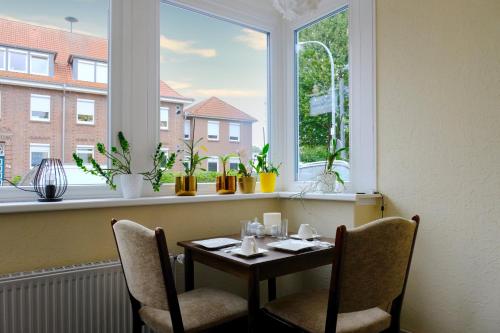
[33,158,68,202]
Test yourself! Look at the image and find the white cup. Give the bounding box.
[298,224,316,240]
[241,236,258,255]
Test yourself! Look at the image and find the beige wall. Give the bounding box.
[377,1,500,332]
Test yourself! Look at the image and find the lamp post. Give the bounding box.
[297,41,337,143]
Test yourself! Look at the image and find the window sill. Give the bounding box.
[0,192,380,214]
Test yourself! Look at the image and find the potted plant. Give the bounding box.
[216,154,237,194]
[317,137,348,193]
[251,143,281,193]
[176,119,207,196]
[73,131,175,199]
[237,155,256,194]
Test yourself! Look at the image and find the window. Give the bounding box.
[295,9,350,182]
[207,121,219,141]
[160,107,169,130]
[8,49,28,73]
[229,123,240,142]
[75,145,94,164]
[29,143,50,168]
[29,52,49,76]
[30,94,51,122]
[76,59,95,82]
[76,99,95,124]
[176,105,181,114]
[160,147,169,167]
[0,48,5,70]
[95,62,108,84]
[184,119,191,139]
[229,157,239,170]
[207,157,218,172]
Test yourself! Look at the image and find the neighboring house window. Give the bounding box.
[207,157,218,172]
[75,145,94,164]
[29,143,50,168]
[76,99,95,125]
[0,48,5,70]
[160,147,169,167]
[160,107,169,130]
[29,52,49,76]
[30,94,51,122]
[229,123,240,142]
[184,119,191,139]
[8,49,28,73]
[207,121,219,141]
[176,105,181,114]
[75,59,107,83]
[229,157,239,170]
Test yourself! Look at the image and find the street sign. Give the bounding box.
[309,93,333,116]
[0,156,4,186]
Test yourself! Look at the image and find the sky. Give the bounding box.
[0,0,269,148]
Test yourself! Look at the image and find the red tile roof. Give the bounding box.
[185,96,257,122]
[0,18,188,100]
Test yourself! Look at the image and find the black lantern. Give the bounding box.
[33,158,68,202]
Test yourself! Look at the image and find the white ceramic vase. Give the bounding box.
[119,174,143,199]
[317,172,337,193]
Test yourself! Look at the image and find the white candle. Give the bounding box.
[263,212,281,233]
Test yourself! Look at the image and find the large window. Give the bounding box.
[296,9,350,182]
[29,52,50,76]
[76,99,95,125]
[8,49,28,73]
[160,2,269,182]
[30,94,51,122]
[74,59,108,84]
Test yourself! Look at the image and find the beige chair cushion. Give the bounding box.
[264,290,391,333]
[139,287,247,333]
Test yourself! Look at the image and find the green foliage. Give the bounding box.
[300,145,328,163]
[218,153,237,176]
[325,138,348,185]
[250,143,281,175]
[161,171,219,183]
[11,175,22,186]
[180,118,208,176]
[73,131,176,191]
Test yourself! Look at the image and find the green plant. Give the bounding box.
[324,137,348,185]
[73,131,175,191]
[180,118,208,176]
[250,143,281,175]
[218,153,237,177]
[11,175,22,186]
[237,152,253,177]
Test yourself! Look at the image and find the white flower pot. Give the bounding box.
[119,174,143,199]
[317,173,337,193]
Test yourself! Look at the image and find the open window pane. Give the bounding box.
[159,2,268,183]
[30,53,49,76]
[30,94,50,121]
[77,99,95,124]
[8,49,27,72]
[296,8,350,182]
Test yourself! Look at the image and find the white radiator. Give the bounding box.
[0,260,175,333]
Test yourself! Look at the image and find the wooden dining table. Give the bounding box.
[178,235,336,332]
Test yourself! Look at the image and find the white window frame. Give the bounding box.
[95,62,108,84]
[30,94,51,122]
[29,143,50,169]
[229,157,240,170]
[76,59,96,82]
[29,52,50,76]
[229,122,240,142]
[8,49,28,73]
[75,145,95,164]
[207,156,219,172]
[207,120,220,141]
[184,119,191,140]
[76,98,95,125]
[283,0,376,193]
[160,107,169,130]
[0,47,5,71]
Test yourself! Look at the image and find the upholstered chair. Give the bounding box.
[263,216,420,333]
[111,219,247,333]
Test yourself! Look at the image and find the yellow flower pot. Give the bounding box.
[259,172,277,193]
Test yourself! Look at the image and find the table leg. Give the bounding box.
[247,271,260,333]
[184,249,194,292]
[267,277,276,301]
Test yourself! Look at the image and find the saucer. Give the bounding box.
[230,247,268,258]
[290,234,321,240]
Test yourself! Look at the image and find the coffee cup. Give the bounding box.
[298,224,316,240]
[241,236,257,255]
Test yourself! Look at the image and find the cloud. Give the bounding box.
[194,89,264,97]
[234,28,267,51]
[160,35,216,58]
[166,80,192,90]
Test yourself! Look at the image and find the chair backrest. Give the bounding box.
[330,216,419,315]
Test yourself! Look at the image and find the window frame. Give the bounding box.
[76,98,96,125]
[29,143,50,169]
[229,122,241,142]
[184,119,191,140]
[207,120,220,141]
[75,59,97,82]
[229,157,239,170]
[8,49,28,73]
[95,62,108,84]
[30,94,51,122]
[0,47,5,71]
[160,107,169,130]
[29,52,50,76]
[75,145,95,164]
[207,156,219,172]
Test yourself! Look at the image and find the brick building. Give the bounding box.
[0,18,255,183]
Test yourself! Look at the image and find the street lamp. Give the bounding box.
[297,40,337,144]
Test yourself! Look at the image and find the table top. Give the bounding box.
[178,234,335,269]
